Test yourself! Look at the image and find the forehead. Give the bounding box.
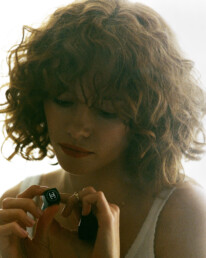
[62,83,94,106]
[61,82,111,106]
[60,80,125,109]
[59,66,116,103]
[45,51,125,105]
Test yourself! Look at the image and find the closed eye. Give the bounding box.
[53,98,74,107]
[52,98,118,119]
[97,109,118,119]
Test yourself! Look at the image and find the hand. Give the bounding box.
[62,187,120,258]
[0,185,120,258]
[0,185,60,258]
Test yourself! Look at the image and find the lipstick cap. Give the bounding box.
[41,188,61,210]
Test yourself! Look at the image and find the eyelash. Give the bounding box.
[53,98,73,107]
[53,98,118,119]
[97,110,118,119]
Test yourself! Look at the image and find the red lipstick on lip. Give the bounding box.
[59,143,94,158]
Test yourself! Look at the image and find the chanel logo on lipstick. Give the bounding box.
[41,188,61,210]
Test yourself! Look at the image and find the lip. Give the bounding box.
[59,143,94,158]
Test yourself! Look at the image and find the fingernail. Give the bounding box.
[61,208,68,217]
[27,219,36,227]
[61,207,71,217]
[39,185,49,190]
[61,206,65,214]
[37,208,43,217]
[21,228,29,237]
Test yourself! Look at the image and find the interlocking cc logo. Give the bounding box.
[48,191,57,200]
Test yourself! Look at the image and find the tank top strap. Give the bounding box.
[125,186,176,258]
[20,174,42,193]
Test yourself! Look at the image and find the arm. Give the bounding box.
[155,183,206,258]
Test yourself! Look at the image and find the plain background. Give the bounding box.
[0,0,206,197]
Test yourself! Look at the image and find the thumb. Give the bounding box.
[34,205,60,242]
[23,205,60,258]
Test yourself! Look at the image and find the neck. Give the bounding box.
[62,160,141,207]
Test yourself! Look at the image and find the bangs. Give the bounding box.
[26,3,142,124]
[42,30,130,105]
[42,45,134,125]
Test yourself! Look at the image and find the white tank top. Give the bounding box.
[125,187,176,257]
[20,175,176,258]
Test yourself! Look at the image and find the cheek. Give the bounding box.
[97,122,129,152]
[44,102,61,137]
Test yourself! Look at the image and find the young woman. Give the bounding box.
[0,0,206,257]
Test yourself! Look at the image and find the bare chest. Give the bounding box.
[47,202,152,258]
[47,220,142,258]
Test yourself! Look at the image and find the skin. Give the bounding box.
[0,83,137,257]
[0,173,206,257]
[0,184,120,258]
[0,84,206,257]
[44,85,130,176]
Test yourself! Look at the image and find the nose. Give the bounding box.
[66,104,93,140]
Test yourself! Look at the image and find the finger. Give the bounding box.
[2,197,43,219]
[81,192,115,227]
[0,222,28,239]
[60,186,96,206]
[59,193,73,203]
[34,204,60,244]
[0,209,36,227]
[23,206,60,258]
[109,203,120,224]
[82,191,110,214]
[61,194,81,218]
[109,203,120,215]
[17,185,49,199]
[79,186,97,198]
[61,187,96,217]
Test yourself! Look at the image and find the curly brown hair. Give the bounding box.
[1,0,206,189]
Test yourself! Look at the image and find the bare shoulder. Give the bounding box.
[155,181,206,258]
